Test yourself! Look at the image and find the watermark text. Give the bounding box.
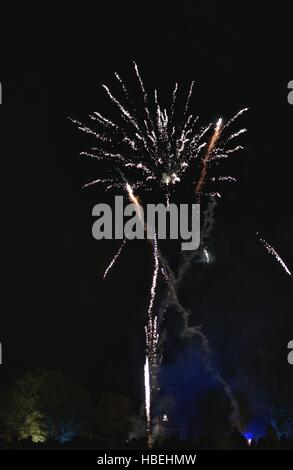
[92,197,200,250]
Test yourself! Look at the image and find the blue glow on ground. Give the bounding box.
[242,418,267,441]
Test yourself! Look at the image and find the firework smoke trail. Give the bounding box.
[157,197,218,349]
[201,196,218,245]
[156,195,241,428]
[257,233,292,277]
[157,254,241,428]
[176,196,218,286]
[103,239,127,279]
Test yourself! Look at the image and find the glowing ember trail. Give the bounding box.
[126,182,140,207]
[195,118,223,202]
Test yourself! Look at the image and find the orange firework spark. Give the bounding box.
[195,118,223,201]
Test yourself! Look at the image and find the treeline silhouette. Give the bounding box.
[0,370,292,450]
[1,431,293,450]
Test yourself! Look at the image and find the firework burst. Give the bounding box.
[73,63,248,445]
[74,62,247,204]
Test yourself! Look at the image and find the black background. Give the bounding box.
[1,2,293,419]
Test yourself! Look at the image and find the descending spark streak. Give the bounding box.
[257,233,292,277]
[103,239,127,279]
[114,72,131,101]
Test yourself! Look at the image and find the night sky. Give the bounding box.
[1,2,293,433]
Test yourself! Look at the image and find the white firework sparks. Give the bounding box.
[210,176,237,183]
[204,247,210,263]
[73,63,247,204]
[144,356,152,447]
[148,233,159,319]
[257,233,292,277]
[103,239,127,279]
[144,356,151,422]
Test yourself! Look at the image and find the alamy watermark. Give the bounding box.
[92,197,200,250]
[0,82,2,104]
[288,80,293,105]
[0,341,2,365]
[288,340,293,365]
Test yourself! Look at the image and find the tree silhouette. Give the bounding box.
[0,370,92,443]
[94,392,135,441]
